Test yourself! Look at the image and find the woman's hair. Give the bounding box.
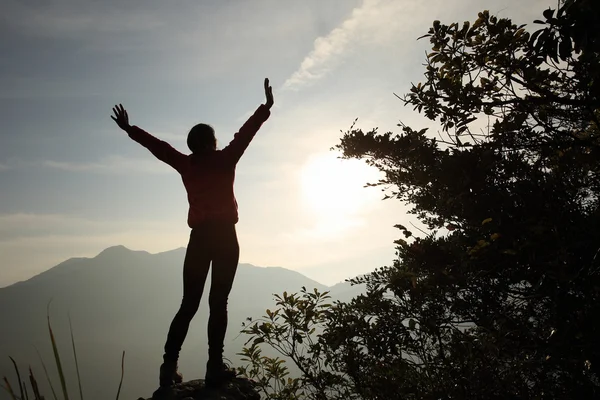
[187,123,217,153]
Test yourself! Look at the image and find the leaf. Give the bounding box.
[514,28,526,38]
[408,319,417,330]
[47,302,69,400]
[114,351,125,400]
[395,238,408,247]
[542,8,555,20]
[2,377,17,400]
[559,37,572,60]
[35,347,58,400]
[8,357,24,400]
[29,368,43,400]
[473,17,484,29]
[482,218,493,225]
[68,315,84,400]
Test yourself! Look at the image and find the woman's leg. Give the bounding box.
[206,223,239,367]
[163,228,211,366]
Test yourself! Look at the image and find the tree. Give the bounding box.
[239,1,600,399]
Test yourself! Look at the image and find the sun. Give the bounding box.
[299,152,381,232]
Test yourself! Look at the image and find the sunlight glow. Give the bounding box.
[300,152,382,233]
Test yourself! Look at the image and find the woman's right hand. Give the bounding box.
[111,104,131,131]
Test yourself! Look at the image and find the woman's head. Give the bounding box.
[187,123,217,153]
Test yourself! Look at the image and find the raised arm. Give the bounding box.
[111,104,186,172]
[222,78,274,163]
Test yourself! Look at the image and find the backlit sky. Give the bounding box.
[0,0,551,287]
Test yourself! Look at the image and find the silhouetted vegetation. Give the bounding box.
[239,1,600,398]
[2,309,125,400]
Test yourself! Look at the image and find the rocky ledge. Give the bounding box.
[138,378,260,400]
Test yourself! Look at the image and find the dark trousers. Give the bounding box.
[163,221,239,363]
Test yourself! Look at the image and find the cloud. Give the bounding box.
[0,163,10,171]
[281,0,553,92]
[282,0,414,91]
[1,0,165,37]
[42,155,173,174]
[0,213,180,241]
[282,1,369,91]
[151,131,187,142]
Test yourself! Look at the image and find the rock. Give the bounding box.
[140,378,260,400]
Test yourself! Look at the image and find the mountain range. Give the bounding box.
[0,245,366,400]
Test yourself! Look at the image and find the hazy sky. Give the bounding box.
[0,0,552,287]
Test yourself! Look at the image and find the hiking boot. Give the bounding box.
[205,359,236,388]
[159,361,183,387]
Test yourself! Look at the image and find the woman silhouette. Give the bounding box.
[111,79,274,388]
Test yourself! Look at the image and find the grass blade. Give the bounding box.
[68,314,84,400]
[35,347,58,400]
[8,357,25,400]
[47,301,69,400]
[23,382,29,400]
[114,351,125,400]
[29,367,43,400]
[2,377,18,400]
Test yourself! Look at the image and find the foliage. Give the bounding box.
[237,287,356,400]
[239,1,600,399]
[2,308,125,400]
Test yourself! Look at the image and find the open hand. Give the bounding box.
[264,78,274,109]
[111,104,131,131]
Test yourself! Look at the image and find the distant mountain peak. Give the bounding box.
[95,245,134,259]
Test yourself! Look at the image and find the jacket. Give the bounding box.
[126,104,271,227]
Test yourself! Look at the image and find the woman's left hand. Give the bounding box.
[264,78,274,109]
